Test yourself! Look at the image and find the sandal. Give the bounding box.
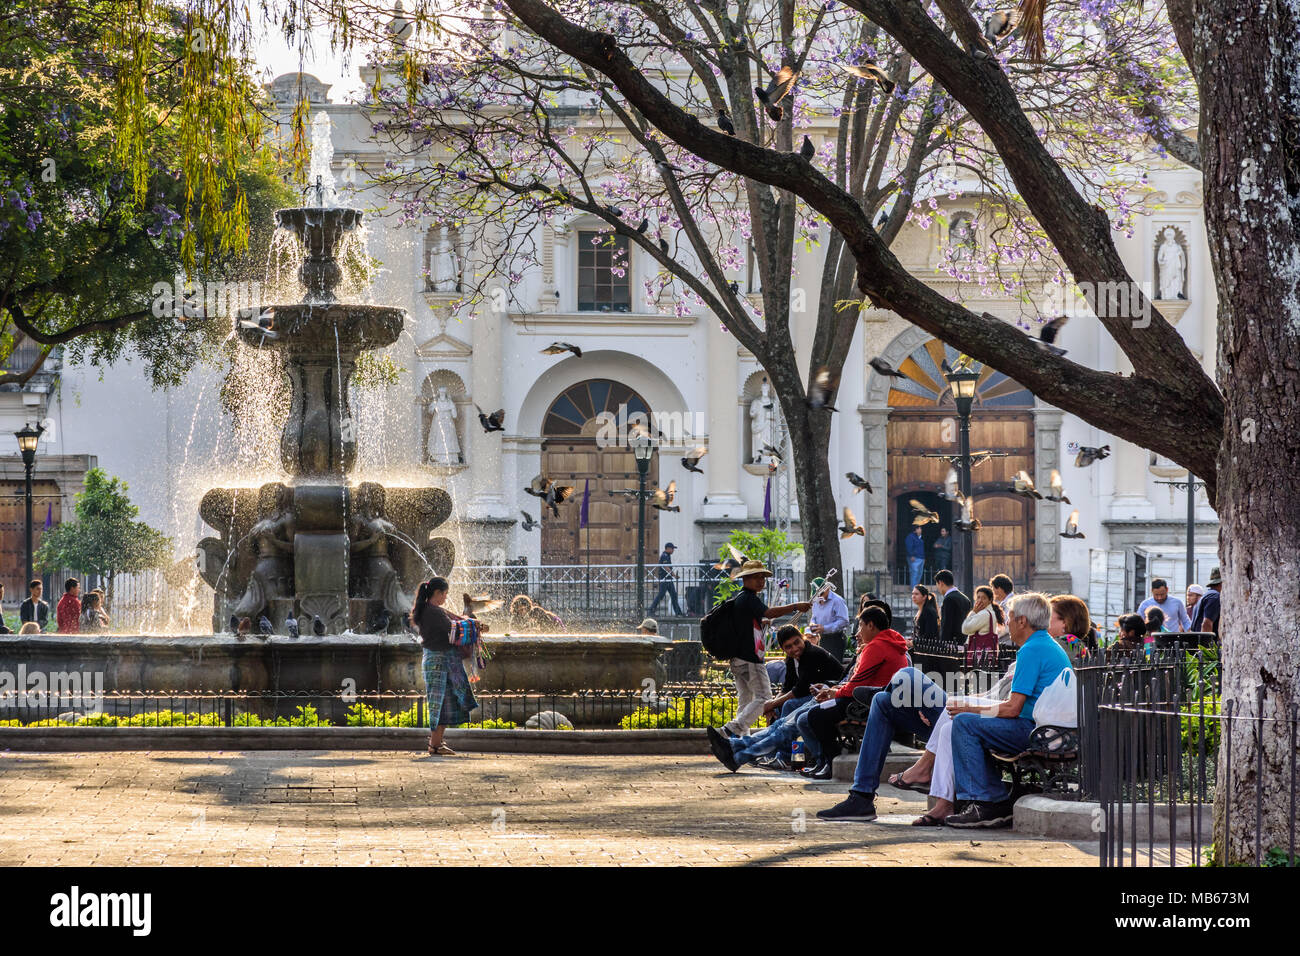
[433,743,458,756]
[888,772,931,793]
[911,813,945,827]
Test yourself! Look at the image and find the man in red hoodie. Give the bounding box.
[56,579,81,634]
[794,604,910,779]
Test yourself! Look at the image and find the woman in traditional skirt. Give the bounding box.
[412,576,478,756]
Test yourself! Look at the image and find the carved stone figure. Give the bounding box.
[1156,227,1187,300]
[232,483,295,619]
[949,214,977,261]
[749,380,777,463]
[425,385,461,464]
[429,227,459,292]
[349,483,409,624]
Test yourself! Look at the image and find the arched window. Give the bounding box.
[543,379,651,436]
[885,338,1034,409]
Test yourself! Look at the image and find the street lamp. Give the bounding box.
[14,422,45,588]
[631,431,655,619]
[945,368,979,598]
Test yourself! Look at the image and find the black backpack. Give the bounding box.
[700,596,756,661]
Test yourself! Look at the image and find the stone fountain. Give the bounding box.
[194,181,454,634]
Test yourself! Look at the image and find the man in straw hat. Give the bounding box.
[719,559,812,739]
[807,574,850,664]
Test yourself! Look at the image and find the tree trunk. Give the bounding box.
[1197,4,1300,864]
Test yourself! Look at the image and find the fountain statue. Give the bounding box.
[196,128,453,633]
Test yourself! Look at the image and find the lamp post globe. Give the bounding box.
[944,368,979,598]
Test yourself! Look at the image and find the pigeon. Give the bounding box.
[476,405,505,432]
[541,342,582,358]
[727,281,739,294]
[727,543,748,565]
[238,317,280,342]
[608,206,624,218]
[464,593,504,616]
[807,366,839,411]
[799,135,815,160]
[841,61,895,95]
[286,613,299,639]
[717,112,736,136]
[1060,509,1086,539]
[1011,470,1043,499]
[943,466,960,500]
[228,614,239,633]
[1046,469,1071,504]
[954,493,982,532]
[869,356,907,378]
[755,65,798,121]
[525,476,576,516]
[761,442,784,463]
[635,217,649,234]
[909,499,940,525]
[257,615,273,635]
[655,160,683,175]
[984,10,1020,44]
[840,506,866,538]
[681,445,708,474]
[1072,443,1111,467]
[846,471,874,494]
[876,209,889,228]
[312,615,326,636]
[520,510,539,531]
[650,479,680,512]
[1037,315,1069,356]
[658,236,669,254]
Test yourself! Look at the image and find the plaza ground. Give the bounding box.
[0,751,1096,865]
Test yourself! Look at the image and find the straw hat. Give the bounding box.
[731,559,774,580]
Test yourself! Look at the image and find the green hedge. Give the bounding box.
[619,696,767,730]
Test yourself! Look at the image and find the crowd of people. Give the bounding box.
[702,558,1223,829]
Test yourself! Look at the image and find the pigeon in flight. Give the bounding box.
[525,475,576,517]
[718,112,736,136]
[541,342,583,358]
[655,160,683,176]
[1070,443,1111,467]
[520,510,539,531]
[807,366,839,412]
[464,593,504,617]
[681,445,708,474]
[841,61,895,95]
[846,472,874,494]
[984,10,1020,44]
[909,499,940,525]
[761,442,784,463]
[954,493,981,532]
[1036,315,1069,356]
[799,135,815,160]
[869,356,907,378]
[1011,470,1043,499]
[476,405,505,433]
[840,506,866,538]
[1045,469,1071,504]
[755,65,799,121]
[1060,510,1086,539]
[650,480,680,512]
[943,466,960,500]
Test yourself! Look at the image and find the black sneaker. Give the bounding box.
[944,800,1014,829]
[799,759,826,778]
[756,754,792,772]
[805,760,834,781]
[816,791,877,821]
[706,726,740,772]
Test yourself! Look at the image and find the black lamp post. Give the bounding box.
[14,422,44,588]
[1155,475,1206,587]
[631,431,655,619]
[945,368,979,598]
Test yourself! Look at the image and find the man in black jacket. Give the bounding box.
[19,579,49,632]
[755,625,845,770]
[934,569,971,645]
[647,543,683,616]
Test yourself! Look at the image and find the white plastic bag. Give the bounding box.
[1032,667,1077,728]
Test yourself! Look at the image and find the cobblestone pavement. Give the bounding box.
[0,751,1097,865]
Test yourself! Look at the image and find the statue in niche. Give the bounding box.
[949,213,977,261]
[425,384,461,465]
[428,226,460,292]
[349,482,409,625]
[232,483,295,620]
[1156,227,1187,300]
[749,379,777,463]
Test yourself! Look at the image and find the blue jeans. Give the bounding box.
[851,668,948,795]
[731,698,817,765]
[908,557,925,588]
[951,713,1034,802]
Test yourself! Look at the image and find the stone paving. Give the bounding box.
[0,751,1098,865]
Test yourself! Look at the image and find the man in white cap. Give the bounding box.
[721,560,811,738]
[1185,584,1206,621]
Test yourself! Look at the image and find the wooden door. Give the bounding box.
[540,441,660,565]
[0,481,62,588]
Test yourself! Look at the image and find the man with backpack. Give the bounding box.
[702,560,810,739]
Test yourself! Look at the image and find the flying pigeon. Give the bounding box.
[869,356,907,378]
[655,160,683,176]
[755,65,798,121]
[541,342,582,358]
[807,366,839,411]
[1037,315,1069,356]
[909,499,940,525]
[681,445,708,474]
[846,471,874,494]
[464,593,504,616]
[1011,470,1043,499]
[650,479,680,512]
[727,543,747,565]
[799,135,815,160]
[476,405,505,432]
[527,476,576,517]
[943,466,960,500]
[1046,469,1071,504]
[1071,443,1111,467]
[1060,510,1085,539]
[985,10,1020,44]
[520,510,539,531]
[312,615,326,636]
[761,442,784,463]
[841,61,895,95]
[840,506,866,538]
[954,493,982,532]
[717,112,736,136]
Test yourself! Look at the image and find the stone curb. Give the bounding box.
[1014,794,1209,841]
[0,727,710,755]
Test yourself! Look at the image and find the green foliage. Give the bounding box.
[346,701,421,727]
[719,528,803,571]
[619,696,767,730]
[34,468,173,595]
[1180,695,1221,755]
[458,718,519,729]
[1183,644,1220,699]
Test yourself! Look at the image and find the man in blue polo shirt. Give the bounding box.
[945,591,1071,828]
